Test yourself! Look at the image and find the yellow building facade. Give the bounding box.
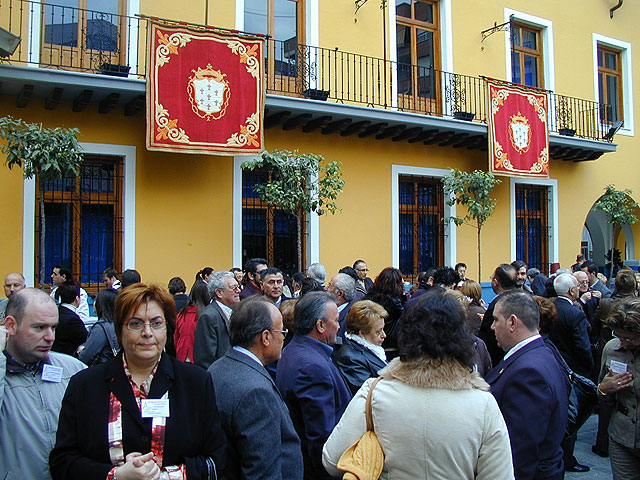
[0,0,638,291]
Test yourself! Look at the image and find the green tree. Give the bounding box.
[593,184,639,276]
[242,150,344,270]
[0,116,83,286]
[442,169,501,280]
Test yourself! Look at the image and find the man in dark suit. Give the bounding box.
[353,260,373,293]
[276,291,352,480]
[478,263,518,366]
[551,273,595,473]
[193,271,240,368]
[527,268,549,296]
[209,296,303,480]
[486,290,568,480]
[239,258,267,300]
[327,273,356,340]
[581,262,612,298]
[51,281,87,356]
[261,267,289,308]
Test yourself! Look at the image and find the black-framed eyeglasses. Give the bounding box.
[126,319,167,331]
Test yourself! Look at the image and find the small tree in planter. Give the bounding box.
[593,184,639,277]
[0,116,83,287]
[442,169,501,280]
[242,150,344,271]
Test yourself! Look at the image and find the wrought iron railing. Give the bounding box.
[0,0,614,141]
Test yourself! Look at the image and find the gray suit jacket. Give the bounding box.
[208,348,303,480]
[193,301,232,369]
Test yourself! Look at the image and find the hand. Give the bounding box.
[580,291,593,302]
[115,452,161,480]
[599,369,633,395]
[592,290,602,299]
[0,326,7,352]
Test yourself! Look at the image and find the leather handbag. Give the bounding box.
[337,377,385,480]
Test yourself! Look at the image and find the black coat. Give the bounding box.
[333,337,387,395]
[49,352,227,480]
[550,297,594,377]
[52,305,87,356]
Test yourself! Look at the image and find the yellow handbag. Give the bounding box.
[336,377,385,480]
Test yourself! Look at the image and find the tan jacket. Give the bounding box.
[322,357,514,480]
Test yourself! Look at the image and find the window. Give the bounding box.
[598,45,623,124]
[511,23,543,88]
[396,0,440,109]
[244,0,304,84]
[42,0,127,70]
[242,169,303,273]
[35,155,124,291]
[398,175,444,281]
[515,184,549,274]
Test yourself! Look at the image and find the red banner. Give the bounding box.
[147,22,264,155]
[486,80,549,177]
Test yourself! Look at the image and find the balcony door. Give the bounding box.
[395,0,441,114]
[41,0,127,72]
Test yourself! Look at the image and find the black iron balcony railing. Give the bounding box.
[1,0,614,141]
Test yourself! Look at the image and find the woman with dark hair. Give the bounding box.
[50,283,226,480]
[78,288,119,366]
[365,267,406,359]
[174,281,211,362]
[194,267,214,287]
[323,291,513,479]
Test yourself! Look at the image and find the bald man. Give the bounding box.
[0,273,26,325]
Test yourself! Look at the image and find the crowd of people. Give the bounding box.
[0,255,639,480]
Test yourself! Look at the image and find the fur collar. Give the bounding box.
[379,357,489,391]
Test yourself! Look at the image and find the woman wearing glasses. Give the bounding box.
[597,296,640,479]
[50,284,226,480]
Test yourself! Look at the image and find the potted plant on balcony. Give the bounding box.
[557,97,575,137]
[450,75,475,121]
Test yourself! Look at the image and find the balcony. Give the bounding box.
[0,0,617,160]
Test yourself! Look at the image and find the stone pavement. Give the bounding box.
[565,413,612,479]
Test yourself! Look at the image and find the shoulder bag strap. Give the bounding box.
[101,322,120,357]
[366,377,383,432]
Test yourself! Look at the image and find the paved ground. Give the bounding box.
[566,413,612,479]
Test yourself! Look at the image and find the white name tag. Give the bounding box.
[141,399,170,418]
[41,364,63,383]
[610,360,628,375]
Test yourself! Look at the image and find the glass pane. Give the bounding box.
[42,202,73,281]
[417,214,438,272]
[415,1,434,23]
[244,0,268,35]
[416,28,434,98]
[605,51,617,70]
[242,170,269,199]
[42,175,76,192]
[80,162,115,193]
[44,0,79,47]
[521,28,537,50]
[528,219,543,270]
[273,210,299,274]
[511,27,521,47]
[81,204,114,284]
[417,182,436,206]
[523,54,539,87]
[399,213,414,275]
[274,0,298,77]
[396,0,411,19]
[85,0,120,52]
[516,217,525,261]
[606,75,619,121]
[512,52,521,84]
[242,208,267,265]
[597,49,604,67]
[399,181,414,205]
[396,24,412,95]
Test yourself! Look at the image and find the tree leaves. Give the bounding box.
[441,169,501,230]
[593,184,639,227]
[0,116,83,181]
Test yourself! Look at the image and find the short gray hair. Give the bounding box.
[229,296,275,348]
[332,273,356,302]
[294,291,336,335]
[526,268,540,278]
[554,273,577,295]
[307,263,326,284]
[208,271,235,298]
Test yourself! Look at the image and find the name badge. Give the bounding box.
[610,360,628,375]
[41,364,64,383]
[141,399,170,418]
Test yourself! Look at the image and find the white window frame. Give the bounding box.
[509,177,558,267]
[592,33,634,136]
[391,165,456,270]
[504,9,555,93]
[233,157,319,270]
[23,142,136,287]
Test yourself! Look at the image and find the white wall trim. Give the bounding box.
[503,8,555,93]
[27,0,42,66]
[127,0,140,77]
[308,0,318,47]
[235,0,245,30]
[509,177,558,265]
[233,157,319,269]
[23,143,136,286]
[391,165,456,270]
[592,33,634,137]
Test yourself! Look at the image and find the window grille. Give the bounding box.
[515,184,550,275]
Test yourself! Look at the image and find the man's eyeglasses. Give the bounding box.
[271,329,288,337]
[126,319,167,331]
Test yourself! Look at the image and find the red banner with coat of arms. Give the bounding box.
[146,22,264,155]
[486,79,549,178]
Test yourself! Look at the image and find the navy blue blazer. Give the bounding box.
[486,337,569,480]
[275,334,352,480]
[208,348,303,480]
[333,337,387,395]
[550,297,593,377]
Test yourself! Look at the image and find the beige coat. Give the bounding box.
[322,357,514,480]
